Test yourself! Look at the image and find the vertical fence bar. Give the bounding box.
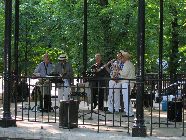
[150,79,153,136]
[127,83,130,134]
[54,83,57,123]
[112,85,115,127]
[97,81,100,133]
[182,79,185,136]
[105,82,107,126]
[83,85,85,125]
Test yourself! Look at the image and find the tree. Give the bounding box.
[0,0,185,76]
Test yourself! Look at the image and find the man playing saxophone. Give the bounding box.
[106,51,123,114]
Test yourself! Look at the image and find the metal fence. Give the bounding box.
[0,74,186,136]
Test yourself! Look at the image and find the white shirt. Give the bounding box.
[120,60,135,83]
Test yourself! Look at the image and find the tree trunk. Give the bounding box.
[83,0,88,73]
[24,21,28,76]
[14,0,19,78]
[169,6,179,83]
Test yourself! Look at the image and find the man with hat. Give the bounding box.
[52,53,73,101]
[120,51,135,117]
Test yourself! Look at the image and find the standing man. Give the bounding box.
[33,53,53,112]
[91,53,109,110]
[120,51,135,117]
[107,51,123,114]
[53,54,73,101]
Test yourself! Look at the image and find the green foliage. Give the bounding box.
[0,0,185,76]
[0,1,4,72]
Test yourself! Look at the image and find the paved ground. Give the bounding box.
[0,100,186,140]
[0,78,186,139]
[0,118,185,140]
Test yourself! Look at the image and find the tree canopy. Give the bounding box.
[0,0,185,76]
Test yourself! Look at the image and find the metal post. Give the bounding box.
[132,0,146,136]
[83,0,88,73]
[0,0,16,127]
[158,0,163,127]
[159,1,163,80]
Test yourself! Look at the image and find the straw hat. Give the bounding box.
[119,50,131,59]
[58,54,67,60]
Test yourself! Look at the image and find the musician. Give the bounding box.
[120,51,135,117]
[52,54,73,101]
[106,51,123,114]
[33,53,53,112]
[91,53,109,110]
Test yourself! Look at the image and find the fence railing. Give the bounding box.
[0,74,185,136]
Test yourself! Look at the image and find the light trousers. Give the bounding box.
[108,80,121,112]
[58,79,71,101]
[122,82,134,116]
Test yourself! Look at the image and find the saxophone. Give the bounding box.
[60,64,67,78]
[110,60,121,82]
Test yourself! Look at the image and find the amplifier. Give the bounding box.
[59,100,79,128]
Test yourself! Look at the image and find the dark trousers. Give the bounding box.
[38,94,51,112]
[39,81,52,112]
[44,94,51,111]
[92,82,104,110]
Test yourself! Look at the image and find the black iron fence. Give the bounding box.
[0,74,186,136]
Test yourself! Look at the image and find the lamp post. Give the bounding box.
[132,0,146,136]
[0,0,16,127]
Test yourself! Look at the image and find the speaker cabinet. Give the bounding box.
[59,100,79,128]
[168,101,182,122]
